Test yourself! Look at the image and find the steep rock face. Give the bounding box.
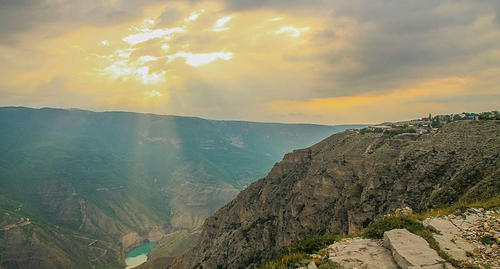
[173,121,500,269]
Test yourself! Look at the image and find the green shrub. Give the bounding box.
[361,216,424,239]
[290,233,340,253]
[383,128,416,136]
[259,252,309,269]
[417,197,500,219]
[480,236,495,245]
[259,233,340,269]
[318,261,343,269]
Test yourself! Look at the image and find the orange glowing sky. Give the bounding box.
[1,0,499,124]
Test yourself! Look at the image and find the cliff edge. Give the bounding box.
[172,121,500,269]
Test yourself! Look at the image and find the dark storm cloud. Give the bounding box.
[0,0,176,44]
[155,6,182,27]
[216,0,500,100]
[0,0,55,44]
[212,1,487,99]
[495,2,500,26]
[412,91,500,105]
[2,0,499,109]
[221,0,304,11]
[317,0,500,97]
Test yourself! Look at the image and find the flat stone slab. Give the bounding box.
[383,229,444,269]
[423,218,474,261]
[328,238,398,269]
[450,216,474,229]
[433,234,469,261]
[423,219,461,235]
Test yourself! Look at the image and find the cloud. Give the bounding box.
[1,0,499,124]
[275,25,309,38]
[297,0,500,99]
[138,56,159,63]
[0,0,55,44]
[122,27,185,45]
[496,2,500,26]
[156,6,182,27]
[185,12,203,22]
[143,90,163,100]
[0,0,168,44]
[267,77,496,124]
[221,0,305,11]
[167,51,233,66]
[213,16,233,32]
[104,57,167,85]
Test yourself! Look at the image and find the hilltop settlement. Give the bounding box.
[359,110,500,136]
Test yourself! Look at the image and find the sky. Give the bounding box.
[0,0,499,125]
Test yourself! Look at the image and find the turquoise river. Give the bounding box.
[125,242,157,268]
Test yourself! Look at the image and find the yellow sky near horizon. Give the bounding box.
[0,0,499,124]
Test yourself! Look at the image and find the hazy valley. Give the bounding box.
[0,107,361,269]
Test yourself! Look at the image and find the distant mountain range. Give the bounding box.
[0,107,363,269]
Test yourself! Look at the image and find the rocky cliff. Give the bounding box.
[172,120,500,269]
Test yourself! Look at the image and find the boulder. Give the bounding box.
[328,238,398,269]
[395,207,414,216]
[307,261,318,269]
[383,229,443,269]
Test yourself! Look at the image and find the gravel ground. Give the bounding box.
[442,208,500,269]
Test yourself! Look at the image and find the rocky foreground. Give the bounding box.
[435,208,500,268]
[300,207,500,269]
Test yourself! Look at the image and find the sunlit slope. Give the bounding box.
[0,107,361,269]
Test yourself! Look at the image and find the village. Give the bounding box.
[357,110,500,136]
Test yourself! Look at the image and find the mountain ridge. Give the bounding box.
[171,120,500,269]
[4,106,365,127]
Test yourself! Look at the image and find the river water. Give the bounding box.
[125,242,157,269]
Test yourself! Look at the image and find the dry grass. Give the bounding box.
[416,197,500,220]
[259,233,340,269]
[259,252,310,269]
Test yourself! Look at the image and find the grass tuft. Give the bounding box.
[290,233,340,254]
[360,216,424,239]
[480,236,495,245]
[317,261,343,269]
[416,197,500,220]
[259,252,309,269]
[259,233,340,269]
